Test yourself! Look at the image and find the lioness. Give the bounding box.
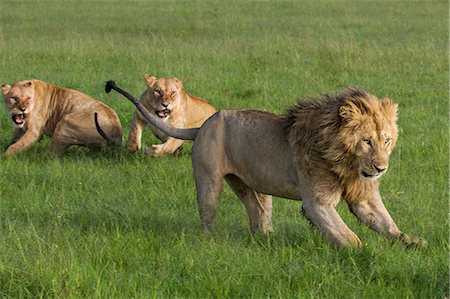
[106,81,426,248]
[126,74,216,157]
[2,79,122,156]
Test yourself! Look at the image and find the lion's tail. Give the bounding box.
[105,80,198,141]
[94,112,122,146]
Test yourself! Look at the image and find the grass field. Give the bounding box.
[0,0,448,298]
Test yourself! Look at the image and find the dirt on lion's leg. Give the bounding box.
[225,174,273,234]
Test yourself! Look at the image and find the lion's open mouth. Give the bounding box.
[361,171,381,180]
[154,108,171,118]
[12,113,26,125]
[362,171,375,178]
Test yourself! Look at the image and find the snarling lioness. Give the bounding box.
[106,80,426,248]
[2,79,122,156]
[126,74,216,156]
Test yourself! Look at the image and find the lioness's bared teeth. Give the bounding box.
[12,114,25,124]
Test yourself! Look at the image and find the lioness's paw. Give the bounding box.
[146,144,164,157]
[399,233,428,249]
[126,143,140,153]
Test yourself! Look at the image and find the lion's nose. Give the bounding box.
[161,102,168,108]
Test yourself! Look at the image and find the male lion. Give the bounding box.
[106,80,426,248]
[2,79,122,156]
[126,74,216,157]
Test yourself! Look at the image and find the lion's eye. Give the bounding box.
[170,91,176,97]
[154,90,162,96]
[10,97,18,102]
[385,138,391,145]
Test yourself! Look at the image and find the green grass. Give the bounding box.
[0,0,448,298]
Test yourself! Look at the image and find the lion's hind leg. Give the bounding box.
[193,166,224,232]
[50,111,109,154]
[225,175,273,234]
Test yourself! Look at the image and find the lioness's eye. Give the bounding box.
[171,91,176,97]
[364,140,372,147]
[385,138,391,145]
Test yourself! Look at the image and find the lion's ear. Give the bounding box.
[144,74,157,87]
[23,81,32,87]
[339,100,364,126]
[1,83,11,95]
[382,97,398,123]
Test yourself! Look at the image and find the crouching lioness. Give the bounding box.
[2,79,122,156]
[107,80,426,249]
[126,74,216,157]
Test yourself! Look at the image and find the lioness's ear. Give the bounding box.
[144,73,157,87]
[174,78,183,89]
[382,97,398,123]
[1,83,11,95]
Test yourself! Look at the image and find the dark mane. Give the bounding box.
[282,86,370,131]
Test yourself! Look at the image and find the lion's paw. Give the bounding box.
[399,233,428,249]
[146,144,164,157]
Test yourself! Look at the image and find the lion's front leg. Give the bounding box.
[126,112,146,152]
[296,172,361,247]
[4,129,41,156]
[348,192,427,248]
[146,137,184,157]
[302,201,362,248]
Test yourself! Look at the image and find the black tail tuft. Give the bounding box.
[104,80,139,105]
[105,80,116,93]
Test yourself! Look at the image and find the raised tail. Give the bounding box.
[105,80,198,141]
[94,112,121,146]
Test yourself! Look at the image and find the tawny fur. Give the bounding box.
[2,79,122,156]
[126,74,216,157]
[109,82,426,248]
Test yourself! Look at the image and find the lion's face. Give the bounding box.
[2,80,36,128]
[339,96,398,181]
[353,122,395,181]
[143,74,182,119]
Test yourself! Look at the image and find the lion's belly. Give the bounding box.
[231,144,302,200]
[201,110,303,200]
